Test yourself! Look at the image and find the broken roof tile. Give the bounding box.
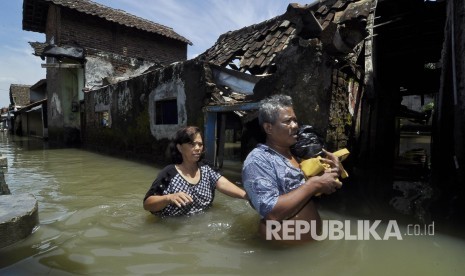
[29,41,48,56]
[280,20,291,28]
[200,0,375,75]
[324,12,335,23]
[316,5,330,16]
[321,20,331,30]
[333,0,350,10]
[337,0,374,23]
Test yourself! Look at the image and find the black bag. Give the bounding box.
[290,125,325,159]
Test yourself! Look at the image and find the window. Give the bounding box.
[97,111,111,128]
[155,99,178,125]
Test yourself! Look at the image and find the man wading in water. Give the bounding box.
[242,94,342,241]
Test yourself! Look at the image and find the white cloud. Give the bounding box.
[95,0,294,58]
[0,44,45,107]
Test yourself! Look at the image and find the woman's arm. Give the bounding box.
[215,176,248,199]
[143,192,193,212]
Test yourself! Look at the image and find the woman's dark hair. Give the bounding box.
[169,126,203,164]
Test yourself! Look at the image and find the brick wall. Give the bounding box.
[57,8,187,65]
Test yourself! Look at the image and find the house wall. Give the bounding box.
[26,109,44,137]
[83,59,208,164]
[57,8,187,65]
[46,66,83,145]
[20,113,28,136]
[43,4,189,146]
[84,49,155,89]
[253,39,353,152]
[30,89,46,103]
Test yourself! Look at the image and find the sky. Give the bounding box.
[0,0,315,108]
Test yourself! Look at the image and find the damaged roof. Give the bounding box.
[199,0,374,75]
[23,0,192,45]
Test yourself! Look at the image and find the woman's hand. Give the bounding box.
[167,192,193,207]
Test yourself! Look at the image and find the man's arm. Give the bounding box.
[265,172,341,221]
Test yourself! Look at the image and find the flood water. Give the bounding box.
[1,133,464,275]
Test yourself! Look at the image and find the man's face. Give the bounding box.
[266,106,299,147]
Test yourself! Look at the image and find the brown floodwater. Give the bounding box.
[1,133,464,275]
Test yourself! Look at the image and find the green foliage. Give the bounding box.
[422,102,434,112]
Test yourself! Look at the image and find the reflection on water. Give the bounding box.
[1,133,465,275]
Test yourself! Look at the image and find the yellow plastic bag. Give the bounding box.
[300,148,350,179]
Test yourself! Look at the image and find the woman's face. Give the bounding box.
[177,133,204,163]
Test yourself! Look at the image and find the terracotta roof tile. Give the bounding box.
[29,41,48,56]
[333,0,350,10]
[337,0,373,23]
[254,54,267,68]
[24,0,191,45]
[316,5,330,16]
[199,0,375,75]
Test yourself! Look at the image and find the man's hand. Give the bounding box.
[320,149,342,177]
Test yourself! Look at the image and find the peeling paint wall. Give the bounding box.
[256,40,331,131]
[46,66,83,145]
[50,92,62,116]
[85,56,115,89]
[41,0,188,146]
[148,78,186,139]
[83,59,208,164]
[253,39,350,151]
[85,50,156,89]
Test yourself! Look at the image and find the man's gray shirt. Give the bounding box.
[242,144,306,218]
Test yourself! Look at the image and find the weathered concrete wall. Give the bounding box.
[253,39,355,152]
[83,59,209,164]
[85,49,157,89]
[26,109,44,137]
[1,170,10,195]
[43,2,188,146]
[46,66,83,145]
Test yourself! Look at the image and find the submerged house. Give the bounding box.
[22,0,191,145]
[58,0,465,221]
[11,79,48,138]
[8,84,31,134]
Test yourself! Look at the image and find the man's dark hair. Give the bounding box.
[258,94,293,126]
